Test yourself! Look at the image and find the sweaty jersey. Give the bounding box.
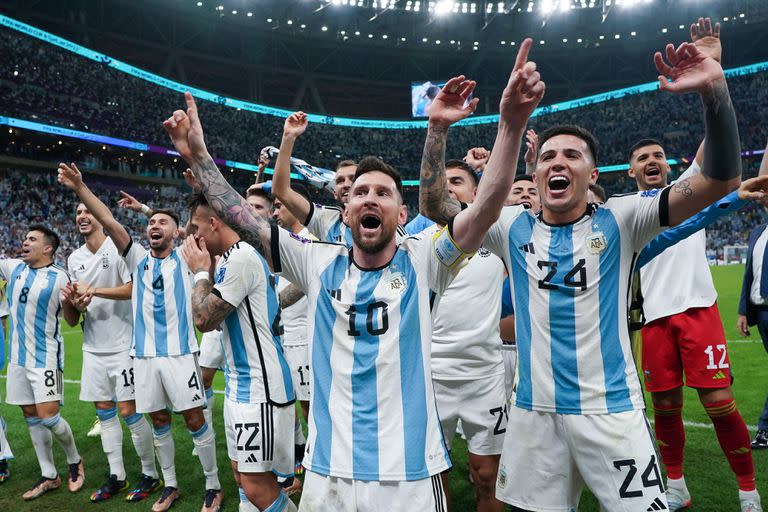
[214,240,294,405]
[68,238,133,353]
[485,192,667,415]
[271,225,460,481]
[0,260,69,368]
[420,224,505,380]
[122,241,198,358]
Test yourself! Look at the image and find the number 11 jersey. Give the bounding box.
[484,191,668,415]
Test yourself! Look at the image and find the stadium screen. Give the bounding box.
[411,80,475,118]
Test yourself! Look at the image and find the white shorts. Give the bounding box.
[5,364,63,405]
[496,408,667,512]
[224,398,294,477]
[299,471,447,512]
[433,374,507,456]
[79,350,135,403]
[199,331,224,371]
[134,354,205,414]
[502,345,517,402]
[283,344,310,402]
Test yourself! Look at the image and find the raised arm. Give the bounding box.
[452,39,545,252]
[57,163,132,254]
[271,112,313,224]
[163,92,275,269]
[117,190,155,219]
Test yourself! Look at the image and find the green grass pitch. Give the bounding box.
[0,264,766,510]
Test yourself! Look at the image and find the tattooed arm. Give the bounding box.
[653,40,741,226]
[164,92,276,269]
[419,124,461,226]
[180,234,235,332]
[279,282,305,309]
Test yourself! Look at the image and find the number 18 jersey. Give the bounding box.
[484,191,668,415]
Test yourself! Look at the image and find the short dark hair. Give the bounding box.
[151,209,181,226]
[246,187,272,204]
[628,138,665,161]
[28,224,60,254]
[513,174,534,183]
[336,160,357,171]
[446,159,480,186]
[186,192,216,217]
[538,124,599,165]
[353,156,403,197]
[589,183,607,203]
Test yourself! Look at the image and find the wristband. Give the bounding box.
[140,204,150,215]
[194,271,210,283]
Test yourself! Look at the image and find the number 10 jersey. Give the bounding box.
[484,192,668,415]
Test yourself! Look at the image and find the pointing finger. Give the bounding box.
[513,38,533,71]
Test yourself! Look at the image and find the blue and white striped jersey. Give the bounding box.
[0,259,69,368]
[272,226,459,481]
[305,203,353,247]
[484,191,667,414]
[214,241,295,406]
[122,242,198,358]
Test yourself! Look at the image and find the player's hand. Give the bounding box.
[737,314,750,337]
[72,284,94,311]
[284,111,308,139]
[427,75,480,130]
[61,282,77,304]
[163,92,209,163]
[464,147,490,171]
[181,235,212,274]
[57,162,84,191]
[738,175,768,207]
[691,17,721,64]
[117,191,144,212]
[654,41,724,95]
[523,129,539,165]
[499,39,546,130]
[258,149,270,168]
[183,168,201,191]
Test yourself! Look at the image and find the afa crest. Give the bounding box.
[586,231,608,255]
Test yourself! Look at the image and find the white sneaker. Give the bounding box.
[666,485,692,511]
[87,418,101,437]
[740,490,762,512]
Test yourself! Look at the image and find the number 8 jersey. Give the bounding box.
[484,191,669,415]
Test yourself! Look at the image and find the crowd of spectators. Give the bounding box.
[0,25,767,262]
[1,26,768,179]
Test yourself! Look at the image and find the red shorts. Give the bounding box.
[641,303,732,392]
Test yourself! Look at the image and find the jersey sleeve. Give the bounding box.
[305,203,343,242]
[213,249,256,309]
[66,253,76,281]
[117,257,132,284]
[407,228,466,297]
[270,224,340,293]
[606,190,670,253]
[674,160,701,183]
[0,258,23,281]
[121,240,148,272]
[483,206,524,261]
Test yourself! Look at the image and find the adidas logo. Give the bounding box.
[46,389,56,397]
[646,497,667,511]
[192,394,201,401]
[519,242,535,254]
[713,370,727,380]
[244,453,259,464]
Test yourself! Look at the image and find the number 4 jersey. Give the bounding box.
[484,191,669,415]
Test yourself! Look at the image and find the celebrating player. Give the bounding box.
[420,32,742,510]
[65,202,159,502]
[57,164,222,512]
[162,35,540,509]
[1,225,84,500]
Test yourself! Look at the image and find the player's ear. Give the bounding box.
[590,168,600,185]
[342,206,350,225]
[398,204,408,225]
[627,167,636,179]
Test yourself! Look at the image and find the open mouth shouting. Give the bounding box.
[547,174,571,198]
[78,219,91,232]
[149,230,163,243]
[644,165,662,180]
[360,213,382,235]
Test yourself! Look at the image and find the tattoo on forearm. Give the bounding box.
[419,126,462,224]
[673,178,693,198]
[190,155,272,262]
[191,279,233,330]
[701,79,742,182]
[279,283,305,309]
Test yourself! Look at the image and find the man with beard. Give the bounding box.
[58,164,222,512]
[163,37,542,510]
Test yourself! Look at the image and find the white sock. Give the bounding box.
[0,416,12,459]
[204,387,215,434]
[190,423,220,490]
[26,416,56,479]
[152,424,177,488]
[667,476,687,491]
[740,489,760,501]
[124,413,157,478]
[41,414,80,464]
[260,491,298,512]
[294,414,306,446]
[97,408,125,480]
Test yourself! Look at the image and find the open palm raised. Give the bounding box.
[654,42,724,95]
[427,75,479,129]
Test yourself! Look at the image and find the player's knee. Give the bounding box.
[469,458,499,493]
[651,388,683,408]
[116,400,136,418]
[698,386,734,406]
[149,410,171,429]
[182,408,206,431]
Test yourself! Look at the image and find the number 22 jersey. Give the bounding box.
[484,191,668,415]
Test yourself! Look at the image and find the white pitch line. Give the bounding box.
[0,375,758,431]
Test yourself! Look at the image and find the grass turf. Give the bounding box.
[0,264,765,511]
